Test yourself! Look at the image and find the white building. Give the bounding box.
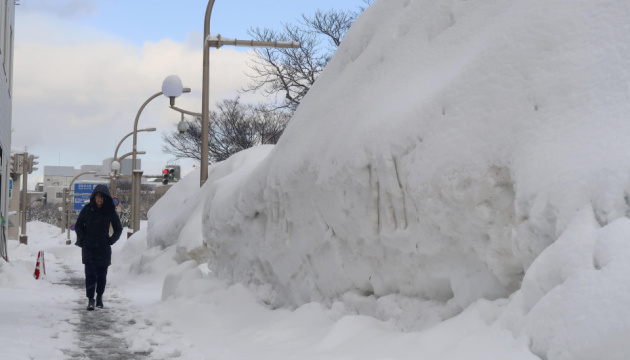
[43,166,78,205]
[42,158,142,204]
[0,2,16,256]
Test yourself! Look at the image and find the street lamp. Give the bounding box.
[63,170,97,245]
[199,0,300,187]
[177,113,190,133]
[110,128,155,197]
[129,75,191,236]
[110,151,146,191]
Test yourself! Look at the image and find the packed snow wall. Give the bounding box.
[148,0,630,349]
[200,0,630,314]
[147,146,275,263]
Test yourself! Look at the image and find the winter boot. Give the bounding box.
[87,298,95,311]
[96,295,104,309]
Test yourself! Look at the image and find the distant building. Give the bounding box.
[101,158,139,177]
[0,2,16,252]
[42,158,144,205]
[43,166,78,205]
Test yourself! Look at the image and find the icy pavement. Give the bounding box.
[57,266,152,359]
[0,224,193,360]
[2,223,541,359]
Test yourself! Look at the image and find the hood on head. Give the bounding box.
[90,184,113,207]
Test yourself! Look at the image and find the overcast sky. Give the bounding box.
[11,0,365,187]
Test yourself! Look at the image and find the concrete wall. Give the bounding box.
[0,1,15,245]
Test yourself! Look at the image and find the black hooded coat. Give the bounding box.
[75,184,122,266]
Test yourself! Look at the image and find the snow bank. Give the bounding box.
[147,145,274,263]
[202,0,630,317]
[145,0,630,357]
[500,209,630,360]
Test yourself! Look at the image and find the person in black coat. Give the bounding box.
[75,184,122,311]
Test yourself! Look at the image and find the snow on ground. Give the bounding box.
[3,0,630,359]
[0,222,78,359]
[151,0,630,358]
[0,222,537,359]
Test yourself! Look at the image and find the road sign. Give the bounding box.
[74,183,99,194]
[112,197,119,207]
[8,178,12,199]
[70,224,76,231]
[73,183,104,211]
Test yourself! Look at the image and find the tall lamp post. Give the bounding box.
[109,151,146,197]
[129,75,190,237]
[63,170,97,245]
[199,0,300,187]
[110,128,155,197]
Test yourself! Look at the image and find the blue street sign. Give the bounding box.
[73,183,106,211]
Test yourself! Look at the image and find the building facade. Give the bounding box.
[41,159,142,204]
[0,1,15,256]
[42,166,77,205]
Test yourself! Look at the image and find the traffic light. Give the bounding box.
[27,154,39,174]
[162,168,169,185]
[10,153,22,174]
[162,167,175,185]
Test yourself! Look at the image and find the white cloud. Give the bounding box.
[12,11,266,187]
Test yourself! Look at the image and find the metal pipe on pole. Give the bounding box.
[19,152,28,245]
[130,92,162,235]
[201,0,215,187]
[61,188,67,234]
[112,127,156,197]
[131,170,143,237]
[207,35,301,49]
[199,0,299,187]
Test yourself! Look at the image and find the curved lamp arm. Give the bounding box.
[68,171,97,191]
[114,128,156,160]
[170,105,202,117]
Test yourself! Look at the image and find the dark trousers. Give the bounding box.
[84,262,109,299]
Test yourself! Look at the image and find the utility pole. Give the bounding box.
[19,152,27,244]
[18,153,38,244]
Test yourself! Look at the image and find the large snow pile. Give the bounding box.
[147,0,630,358]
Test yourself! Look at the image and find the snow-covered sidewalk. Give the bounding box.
[0,226,78,359]
[0,221,537,360]
[56,264,154,359]
[0,222,188,359]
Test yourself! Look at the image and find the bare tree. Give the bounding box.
[162,98,290,164]
[27,202,60,226]
[300,9,357,52]
[113,180,158,227]
[242,2,373,110]
[254,104,292,144]
[245,25,326,111]
[162,2,373,163]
